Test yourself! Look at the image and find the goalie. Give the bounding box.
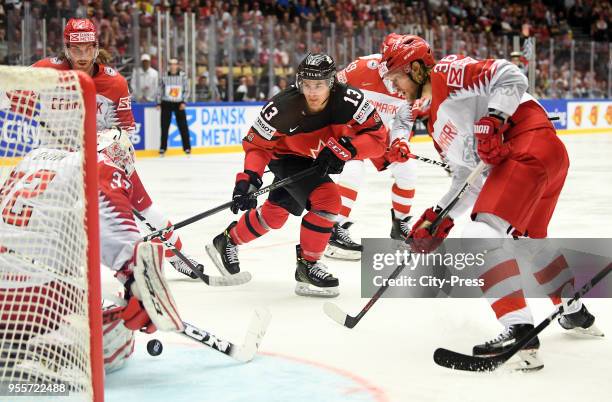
[0,127,184,380]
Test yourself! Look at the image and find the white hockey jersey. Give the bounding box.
[0,148,86,288]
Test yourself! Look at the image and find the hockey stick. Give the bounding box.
[142,166,317,242]
[323,162,486,329]
[433,263,612,372]
[408,153,450,170]
[181,308,271,363]
[132,209,251,286]
[105,292,271,363]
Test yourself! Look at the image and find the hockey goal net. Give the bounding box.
[0,66,102,401]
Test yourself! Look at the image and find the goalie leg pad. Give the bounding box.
[132,242,184,332]
[102,304,135,373]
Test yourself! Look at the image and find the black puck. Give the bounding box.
[147,339,163,356]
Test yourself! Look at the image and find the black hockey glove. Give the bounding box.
[313,137,357,176]
[231,170,263,214]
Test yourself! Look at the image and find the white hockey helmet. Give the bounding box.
[97,127,135,175]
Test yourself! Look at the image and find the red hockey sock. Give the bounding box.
[391,183,415,219]
[338,184,358,220]
[300,183,341,261]
[230,201,289,245]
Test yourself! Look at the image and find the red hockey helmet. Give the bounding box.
[64,18,98,46]
[380,34,435,75]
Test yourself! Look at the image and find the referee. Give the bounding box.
[157,58,191,155]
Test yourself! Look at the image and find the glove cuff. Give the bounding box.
[236,170,263,189]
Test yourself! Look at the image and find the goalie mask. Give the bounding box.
[296,53,336,93]
[97,127,135,176]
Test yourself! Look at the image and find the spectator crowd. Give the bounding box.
[1,0,610,101]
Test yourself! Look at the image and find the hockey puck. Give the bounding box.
[147,339,163,356]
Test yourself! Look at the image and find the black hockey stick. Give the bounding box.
[324,162,487,328]
[433,263,612,372]
[142,166,317,242]
[408,153,450,170]
[132,209,251,286]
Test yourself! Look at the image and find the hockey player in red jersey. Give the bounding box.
[32,18,202,279]
[206,53,387,297]
[380,35,602,369]
[326,33,431,260]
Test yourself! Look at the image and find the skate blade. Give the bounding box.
[205,243,233,277]
[295,282,339,298]
[564,323,605,338]
[503,349,544,372]
[324,244,361,261]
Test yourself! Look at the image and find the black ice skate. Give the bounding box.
[205,222,241,277]
[168,254,204,280]
[390,209,412,240]
[324,221,362,261]
[295,245,339,298]
[558,304,604,337]
[473,324,543,372]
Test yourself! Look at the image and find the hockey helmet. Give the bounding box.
[380,34,435,76]
[64,19,99,61]
[296,53,336,92]
[97,127,135,176]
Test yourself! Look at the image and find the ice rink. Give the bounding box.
[104,133,612,402]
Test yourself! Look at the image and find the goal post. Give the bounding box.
[0,66,103,401]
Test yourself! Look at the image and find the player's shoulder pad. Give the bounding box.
[32,57,69,69]
[252,86,303,139]
[331,82,376,125]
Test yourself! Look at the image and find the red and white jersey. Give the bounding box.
[33,57,135,132]
[337,54,405,128]
[427,55,536,168]
[97,153,140,271]
[0,148,85,288]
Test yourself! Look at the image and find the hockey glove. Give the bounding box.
[474,115,510,165]
[386,138,412,163]
[314,137,357,176]
[407,207,454,253]
[231,170,263,214]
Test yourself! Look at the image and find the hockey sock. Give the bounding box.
[391,183,414,219]
[230,201,289,245]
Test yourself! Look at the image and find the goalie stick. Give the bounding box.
[105,292,271,363]
[433,263,612,372]
[324,162,486,329]
[142,166,317,242]
[132,209,251,286]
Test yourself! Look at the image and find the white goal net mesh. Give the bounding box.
[0,66,94,399]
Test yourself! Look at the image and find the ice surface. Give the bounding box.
[103,134,612,402]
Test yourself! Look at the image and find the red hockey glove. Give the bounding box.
[407,207,454,253]
[314,137,357,176]
[231,170,263,214]
[387,138,412,163]
[121,296,157,334]
[474,115,510,165]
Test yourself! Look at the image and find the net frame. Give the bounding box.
[0,66,102,401]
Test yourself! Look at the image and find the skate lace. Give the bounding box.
[337,224,356,244]
[310,263,331,279]
[399,219,412,235]
[486,327,513,345]
[170,257,200,277]
[225,243,239,264]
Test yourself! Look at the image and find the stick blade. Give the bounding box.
[323,302,351,328]
[208,271,252,287]
[230,308,271,363]
[433,348,506,372]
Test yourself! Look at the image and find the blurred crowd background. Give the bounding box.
[1,0,610,102]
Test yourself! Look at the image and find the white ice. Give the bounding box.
[103,133,612,402]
